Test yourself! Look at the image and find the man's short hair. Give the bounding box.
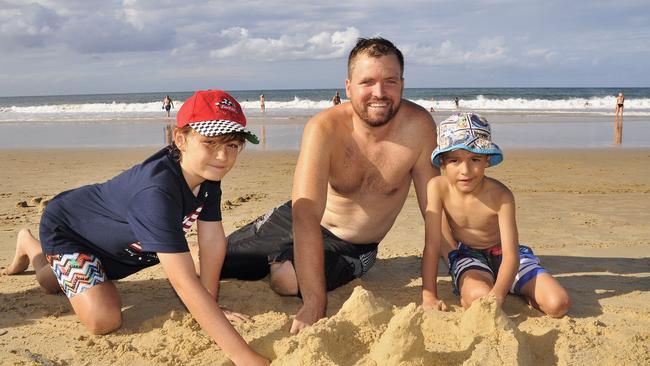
[347,37,404,78]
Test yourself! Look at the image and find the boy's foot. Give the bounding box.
[3,228,36,275]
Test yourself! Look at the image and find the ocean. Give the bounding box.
[1,88,649,149]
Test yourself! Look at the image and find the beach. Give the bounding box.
[1,146,649,365]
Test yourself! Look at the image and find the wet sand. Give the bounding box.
[0,147,649,365]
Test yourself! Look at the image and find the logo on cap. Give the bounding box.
[216,98,238,114]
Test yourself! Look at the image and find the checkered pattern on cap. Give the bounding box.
[189,119,259,144]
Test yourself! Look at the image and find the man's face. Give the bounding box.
[345,54,404,127]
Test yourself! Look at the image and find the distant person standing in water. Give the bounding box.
[614,92,624,145]
[260,94,266,112]
[332,91,341,105]
[162,95,174,117]
[454,97,459,109]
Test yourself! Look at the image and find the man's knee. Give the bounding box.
[269,261,299,296]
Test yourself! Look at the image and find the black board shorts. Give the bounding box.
[222,201,378,292]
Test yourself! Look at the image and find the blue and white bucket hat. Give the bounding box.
[431,112,503,167]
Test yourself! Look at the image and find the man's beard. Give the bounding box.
[353,98,401,127]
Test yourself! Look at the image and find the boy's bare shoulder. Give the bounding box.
[484,176,515,203]
[428,175,450,193]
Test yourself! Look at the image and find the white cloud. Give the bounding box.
[209,27,360,61]
[402,37,509,66]
[0,2,62,48]
[524,48,557,64]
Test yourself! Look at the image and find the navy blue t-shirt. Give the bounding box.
[39,148,222,279]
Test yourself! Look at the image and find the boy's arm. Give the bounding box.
[490,189,519,306]
[197,220,250,322]
[421,178,448,310]
[196,220,226,299]
[157,252,268,366]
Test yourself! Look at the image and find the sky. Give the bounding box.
[1,0,649,97]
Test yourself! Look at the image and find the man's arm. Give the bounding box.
[422,178,448,310]
[489,188,519,306]
[410,111,449,310]
[290,117,333,333]
[158,252,268,366]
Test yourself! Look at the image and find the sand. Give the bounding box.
[1,147,649,365]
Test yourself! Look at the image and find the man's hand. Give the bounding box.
[290,303,325,334]
[422,298,449,312]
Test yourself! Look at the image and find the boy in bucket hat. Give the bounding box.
[4,90,269,365]
[421,112,571,318]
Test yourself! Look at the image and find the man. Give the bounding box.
[332,91,341,105]
[162,95,174,117]
[222,37,441,333]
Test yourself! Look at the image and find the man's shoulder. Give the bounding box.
[306,103,351,130]
[396,100,436,131]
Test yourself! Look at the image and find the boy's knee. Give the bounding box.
[542,292,571,318]
[85,311,122,335]
[461,286,491,307]
[269,262,299,296]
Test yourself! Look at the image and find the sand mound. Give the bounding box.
[268,288,538,366]
[269,287,425,365]
[458,296,532,366]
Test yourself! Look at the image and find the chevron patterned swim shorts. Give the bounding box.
[47,253,107,298]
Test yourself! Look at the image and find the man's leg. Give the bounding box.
[269,261,298,295]
[221,201,294,280]
[268,248,357,296]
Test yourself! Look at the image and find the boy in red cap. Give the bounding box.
[4,90,269,365]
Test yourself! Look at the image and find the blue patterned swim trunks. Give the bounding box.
[448,243,547,295]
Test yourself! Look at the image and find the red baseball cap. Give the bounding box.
[177,90,259,144]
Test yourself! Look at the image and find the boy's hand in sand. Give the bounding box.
[485,292,505,308]
[290,304,324,334]
[422,298,449,311]
[221,307,252,322]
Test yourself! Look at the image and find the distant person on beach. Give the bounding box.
[220,37,445,333]
[454,97,459,109]
[260,94,266,112]
[3,90,269,366]
[614,92,624,144]
[422,112,571,317]
[332,91,342,105]
[162,94,174,117]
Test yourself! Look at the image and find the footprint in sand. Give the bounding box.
[221,193,267,211]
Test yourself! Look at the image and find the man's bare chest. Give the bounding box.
[329,145,414,196]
